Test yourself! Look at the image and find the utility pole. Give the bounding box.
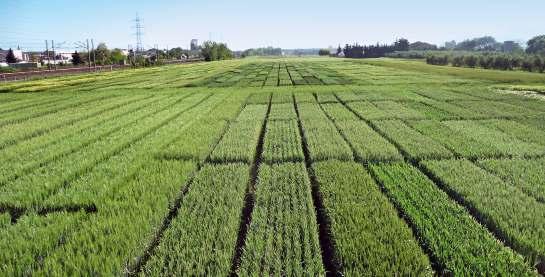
[91,39,96,69]
[52,40,57,70]
[45,40,50,70]
[155,44,158,63]
[86,39,91,69]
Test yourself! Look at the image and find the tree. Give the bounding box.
[394,38,409,51]
[318,49,330,56]
[455,36,498,51]
[201,41,233,61]
[409,41,437,51]
[526,35,545,56]
[168,47,188,59]
[93,43,111,65]
[72,51,84,65]
[110,48,125,65]
[6,48,17,63]
[336,45,342,56]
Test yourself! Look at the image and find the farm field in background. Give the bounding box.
[1,57,544,276]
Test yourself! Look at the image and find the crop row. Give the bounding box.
[443,120,545,158]
[157,92,250,162]
[478,158,545,203]
[347,101,426,120]
[1,91,249,274]
[142,163,249,275]
[421,159,545,268]
[321,103,402,162]
[370,163,533,275]
[0,94,68,115]
[0,93,118,128]
[262,120,304,163]
[45,92,238,208]
[372,119,453,161]
[0,94,150,150]
[313,161,432,275]
[297,103,353,161]
[0,94,174,186]
[0,93,209,209]
[209,104,268,163]
[237,163,324,275]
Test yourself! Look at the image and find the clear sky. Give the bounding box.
[2,0,544,51]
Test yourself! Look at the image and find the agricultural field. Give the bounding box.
[1,57,545,275]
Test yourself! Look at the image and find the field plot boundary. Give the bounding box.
[293,94,341,275]
[330,92,540,274]
[0,92,209,221]
[125,93,263,275]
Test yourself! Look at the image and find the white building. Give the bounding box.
[0,49,28,62]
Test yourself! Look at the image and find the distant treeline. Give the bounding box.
[241,47,282,57]
[342,39,409,58]
[426,52,545,73]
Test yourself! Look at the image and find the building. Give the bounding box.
[0,49,28,62]
[190,39,199,51]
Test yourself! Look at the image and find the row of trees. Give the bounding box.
[444,35,545,55]
[426,53,545,73]
[342,39,409,58]
[241,47,282,57]
[201,41,233,61]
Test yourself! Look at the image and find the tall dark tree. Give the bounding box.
[72,51,83,65]
[6,48,17,63]
[394,38,409,51]
[526,35,545,55]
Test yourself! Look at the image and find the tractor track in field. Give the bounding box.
[293,94,342,276]
[228,92,272,276]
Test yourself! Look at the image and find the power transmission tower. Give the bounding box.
[133,13,144,54]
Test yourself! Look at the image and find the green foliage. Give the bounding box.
[262,120,304,163]
[408,120,501,159]
[421,159,545,267]
[371,163,534,275]
[478,158,545,203]
[5,48,17,63]
[2,57,545,275]
[336,120,403,162]
[314,161,432,276]
[347,101,425,120]
[71,51,84,65]
[201,41,233,61]
[318,49,330,56]
[443,120,545,158]
[238,163,324,276]
[372,119,453,160]
[241,46,282,57]
[526,35,545,56]
[209,105,266,163]
[143,164,249,275]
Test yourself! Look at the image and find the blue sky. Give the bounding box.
[2,0,544,51]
